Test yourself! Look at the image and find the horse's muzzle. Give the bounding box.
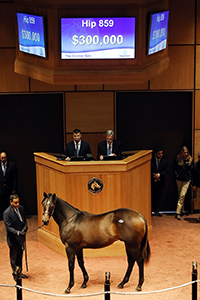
[42,214,50,225]
[42,219,49,225]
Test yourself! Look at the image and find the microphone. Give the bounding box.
[75,138,79,144]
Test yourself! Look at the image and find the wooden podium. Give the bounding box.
[34,150,152,257]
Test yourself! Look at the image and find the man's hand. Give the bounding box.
[22,225,28,233]
[19,231,26,236]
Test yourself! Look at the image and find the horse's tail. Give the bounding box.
[140,221,151,264]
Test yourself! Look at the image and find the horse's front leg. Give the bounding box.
[65,246,76,293]
[76,248,89,289]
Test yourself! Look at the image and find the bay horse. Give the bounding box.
[41,192,150,293]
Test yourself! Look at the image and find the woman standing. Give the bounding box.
[173,146,194,220]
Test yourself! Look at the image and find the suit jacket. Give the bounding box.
[151,156,168,189]
[0,161,17,195]
[3,204,27,247]
[97,140,122,160]
[193,161,200,187]
[64,140,92,158]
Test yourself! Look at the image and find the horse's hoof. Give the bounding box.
[81,283,87,289]
[117,283,124,289]
[64,288,71,294]
[135,286,142,292]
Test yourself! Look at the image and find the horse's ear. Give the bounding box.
[52,193,56,203]
[41,192,47,204]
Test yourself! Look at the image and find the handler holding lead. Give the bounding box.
[3,194,28,280]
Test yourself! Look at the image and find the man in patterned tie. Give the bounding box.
[0,152,17,220]
[151,147,168,216]
[97,130,122,160]
[3,194,28,280]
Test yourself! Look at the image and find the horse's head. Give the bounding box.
[41,192,56,225]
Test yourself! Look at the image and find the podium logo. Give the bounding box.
[88,178,104,194]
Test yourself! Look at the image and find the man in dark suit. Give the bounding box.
[97,130,122,160]
[3,194,28,280]
[64,129,92,161]
[0,152,17,220]
[151,147,168,216]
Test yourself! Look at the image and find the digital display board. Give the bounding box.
[148,11,169,55]
[61,17,135,59]
[17,13,46,58]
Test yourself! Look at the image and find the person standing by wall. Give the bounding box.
[0,152,17,220]
[3,194,28,280]
[192,151,200,222]
[173,146,194,220]
[151,147,168,216]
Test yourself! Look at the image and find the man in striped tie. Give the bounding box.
[3,194,28,280]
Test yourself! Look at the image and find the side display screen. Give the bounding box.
[148,11,169,55]
[17,13,46,58]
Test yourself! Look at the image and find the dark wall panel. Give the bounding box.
[116,92,192,211]
[0,94,64,215]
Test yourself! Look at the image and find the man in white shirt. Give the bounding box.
[64,129,92,161]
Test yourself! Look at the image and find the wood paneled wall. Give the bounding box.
[65,92,114,158]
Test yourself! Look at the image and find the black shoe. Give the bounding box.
[155,212,162,217]
[21,274,28,279]
[175,214,182,220]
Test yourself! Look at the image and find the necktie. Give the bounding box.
[156,160,160,170]
[2,163,6,176]
[108,144,111,155]
[16,209,22,221]
[77,144,80,156]
[74,144,77,157]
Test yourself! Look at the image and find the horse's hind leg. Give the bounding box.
[118,247,135,289]
[136,256,144,291]
[76,249,89,288]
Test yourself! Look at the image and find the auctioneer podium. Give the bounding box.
[34,150,152,257]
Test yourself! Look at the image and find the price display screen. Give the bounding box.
[17,13,46,58]
[61,17,135,59]
[148,11,169,55]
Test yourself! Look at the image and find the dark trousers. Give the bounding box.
[9,245,23,273]
[151,183,163,213]
[0,193,10,219]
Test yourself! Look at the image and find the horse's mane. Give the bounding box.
[55,195,81,213]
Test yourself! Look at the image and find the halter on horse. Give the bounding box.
[42,192,150,293]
